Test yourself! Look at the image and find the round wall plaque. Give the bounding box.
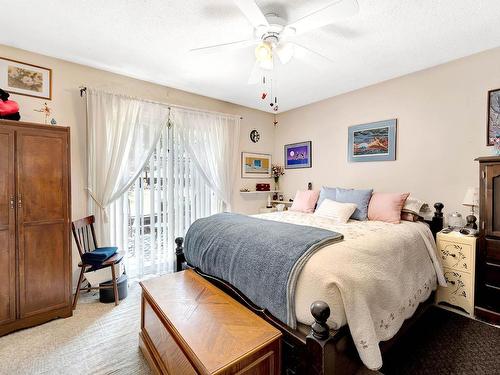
[250,129,260,143]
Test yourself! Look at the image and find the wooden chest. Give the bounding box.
[139,270,282,375]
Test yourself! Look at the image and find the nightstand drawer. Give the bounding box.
[436,267,473,315]
[437,240,472,273]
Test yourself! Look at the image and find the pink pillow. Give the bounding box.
[289,190,320,213]
[368,192,410,224]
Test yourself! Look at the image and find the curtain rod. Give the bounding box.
[79,86,243,120]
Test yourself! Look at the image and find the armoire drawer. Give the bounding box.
[436,267,473,315]
[437,240,472,273]
[482,284,500,312]
[484,238,500,263]
[484,262,500,287]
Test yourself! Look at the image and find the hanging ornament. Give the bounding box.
[272,96,278,111]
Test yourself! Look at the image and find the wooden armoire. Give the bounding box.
[475,156,500,325]
[0,120,72,336]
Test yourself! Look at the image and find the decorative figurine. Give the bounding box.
[34,102,52,124]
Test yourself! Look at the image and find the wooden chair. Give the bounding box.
[72,215,124,309]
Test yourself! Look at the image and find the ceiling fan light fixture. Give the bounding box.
[276,42,294,64]
[255,41,272,62]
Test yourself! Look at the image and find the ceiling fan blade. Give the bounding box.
[275,43,295,64]
[286,0,359,36]
[233,0,269,29]
[190,39,258,54]
[292,42,335,64]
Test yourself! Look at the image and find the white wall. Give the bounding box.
[274,47,500,218]
[0,44,275,284]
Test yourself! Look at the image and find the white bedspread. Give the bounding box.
[253,211,445,370]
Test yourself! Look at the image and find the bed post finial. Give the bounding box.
[310,301,330,340]
[306,300,336,374]
[431,202,444,237]
[434,202,444,217]
[175,237,185,272]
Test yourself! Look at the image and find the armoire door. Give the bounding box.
[0,128,16,325]
[485,164,500,238]
[17,128,71,318]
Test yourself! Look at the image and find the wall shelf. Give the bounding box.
[270,200,292,205]
[239,190,281,194]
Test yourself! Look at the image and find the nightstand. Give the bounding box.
[435,231,477,316]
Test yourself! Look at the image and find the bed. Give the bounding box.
[174,203,445,374]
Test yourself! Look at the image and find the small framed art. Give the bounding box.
[284,141,312,169]
[487,88,500,146]
[0,57,52,100]
[348,119,397,162]
[241,152,272,178]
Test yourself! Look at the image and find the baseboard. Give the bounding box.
[0,305,72,337]
[474,306,500,326]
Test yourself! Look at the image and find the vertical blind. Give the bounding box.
[108,125,223,279]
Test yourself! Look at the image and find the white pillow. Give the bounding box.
[402,196,428,215]
[314,199,358,223]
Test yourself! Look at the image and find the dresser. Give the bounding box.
[0,120,72,336]
[475,156,500,325]
[435,231,477,316]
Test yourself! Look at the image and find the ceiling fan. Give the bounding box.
[190,0,360,84]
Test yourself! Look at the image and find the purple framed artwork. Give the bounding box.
[284,141,312,169]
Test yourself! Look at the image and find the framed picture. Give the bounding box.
[487,88,500,146]
[0,57,52,100]
[241,152,271,178]
[284,141,312,169]
[348,119,397,162]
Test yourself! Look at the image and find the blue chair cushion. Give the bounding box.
[82,247,118,266]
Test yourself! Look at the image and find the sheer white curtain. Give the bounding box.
[86,89,170,244]
[171,108,241,211]
[108,127,223,278]
[87,89,240,279]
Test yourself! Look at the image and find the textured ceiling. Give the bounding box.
[1,0,500,112]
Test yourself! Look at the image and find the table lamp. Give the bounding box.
[462,187,479,229]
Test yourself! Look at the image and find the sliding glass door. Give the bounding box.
[108,126,223,279]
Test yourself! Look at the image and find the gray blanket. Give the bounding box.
[184,212,343,328]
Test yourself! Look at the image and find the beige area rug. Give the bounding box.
[0,282,152,375]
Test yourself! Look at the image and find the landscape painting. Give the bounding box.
[488,88,500,145]
[348,119,396,162]
[241,152,271,178]
[0,57,52,99]
[285,141,312,169]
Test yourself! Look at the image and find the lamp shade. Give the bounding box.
[462,187,479,207]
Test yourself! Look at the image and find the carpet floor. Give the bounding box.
[1,284,498,375]
[0,282,151,375]
[382,306,500,375]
